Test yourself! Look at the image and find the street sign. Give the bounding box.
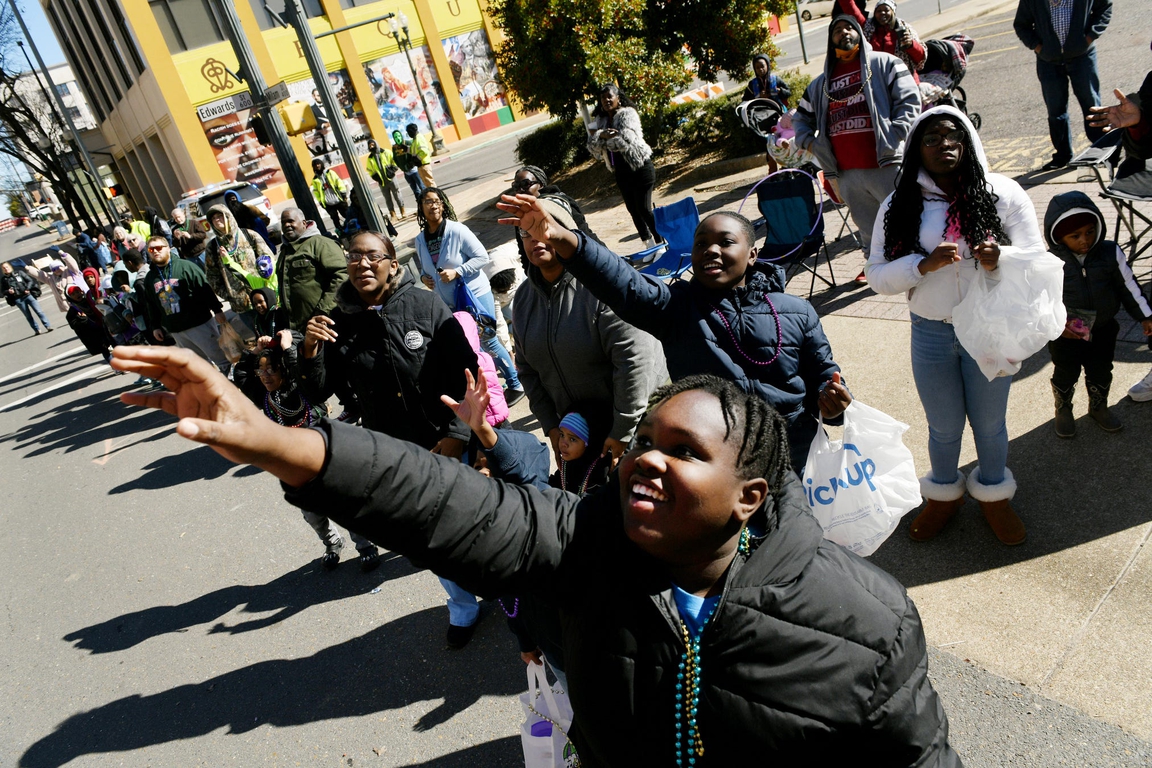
[265,81,290,106]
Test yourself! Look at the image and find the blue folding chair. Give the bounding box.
[739,168,836,297]
[626,197,699,280]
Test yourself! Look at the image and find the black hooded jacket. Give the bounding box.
[285,420,960,767]
[1043,191,1151,325]
[298,272,476,448]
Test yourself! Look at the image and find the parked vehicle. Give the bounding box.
[797,0,836,21]
[175,181,278,239]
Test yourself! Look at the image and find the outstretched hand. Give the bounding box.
[495,194,580,259]
[111,345,325,486]
[440,367,497,449]
[1089,89,1142,131]
[818,371,852,419]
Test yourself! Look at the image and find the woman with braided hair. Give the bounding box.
[112,343,960,765]
[865,105,1045,545]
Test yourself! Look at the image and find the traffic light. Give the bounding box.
[248,112,272,146]
[103,184,124,199]
[276,101,317,136]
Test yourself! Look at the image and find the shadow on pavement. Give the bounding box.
[21,606,522,768]
[399,736,521,766]
[106,444,256,493]
[63,556,418,654]
[871,386,1152,589]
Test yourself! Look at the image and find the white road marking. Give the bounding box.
[0,345,85,385]
[0,365,110,412]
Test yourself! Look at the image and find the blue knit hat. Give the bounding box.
[558,412,590,445]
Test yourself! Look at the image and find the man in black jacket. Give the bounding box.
[1014,0,1112,169]
[299,230,485,648]
[113,344,960,767]
[2,261,53,335]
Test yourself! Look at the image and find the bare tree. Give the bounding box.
[0,2,99,232]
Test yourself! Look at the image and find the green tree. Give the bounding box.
[491,0,789,121]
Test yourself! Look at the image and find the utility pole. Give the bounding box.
[7,0,118,227]
[281,0,388,234]
[215,0,329,235]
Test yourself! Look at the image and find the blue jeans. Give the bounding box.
[910,314,1012,486]
[473,290,521,390]
[438,577,479,627]
[404,169,425,198]
[1036,49,1104,162]
[15,295,51,332]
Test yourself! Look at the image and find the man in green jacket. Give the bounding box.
[310,158,350,230]
[137,235,230,371]
[365,138,406,221]
[275,207,348,332]
[405,123,437,189]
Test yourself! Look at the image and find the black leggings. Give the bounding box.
[615,159,658,241]
[1048,318,1120,390]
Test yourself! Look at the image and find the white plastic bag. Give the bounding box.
[520,662,578,768]
[803,401,922,556]
[951,245,1067,382]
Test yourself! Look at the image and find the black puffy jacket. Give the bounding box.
[1043,191,1152,325]
[2,269,41,306]
[298,273,476,449]
[286,420,961,768]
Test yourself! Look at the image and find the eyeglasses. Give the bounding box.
[147,245,167,252]
[256,368,280,379]
[517,228,534,240]
[921,130,965,148]
[345,250,390,264]
[511,178,538,193]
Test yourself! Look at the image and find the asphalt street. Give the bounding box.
[4,0,1152,765]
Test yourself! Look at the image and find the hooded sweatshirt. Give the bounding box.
[203,204,277,312]
[274,221,348,330]
[864,106,1047,320]
[793,14,921,176]
[1043,191,1151,325]
[835,0,926,80]
[452,310,509,427]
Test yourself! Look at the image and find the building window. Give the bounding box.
[149,0,226,53]
[54,83,71,97]
[105,0,146,76]
[49,4,114,116]
[67,106,83,121]
[249,0,325,31]
[337,0,378,8]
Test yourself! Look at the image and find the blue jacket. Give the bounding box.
[561,233,841,468]
[414,219,493,310]
[1014,0,1112,63]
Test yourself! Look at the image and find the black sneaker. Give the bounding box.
[1041,158,1069,171]
[45,327,54,333]
[336,409,361,425]
[505,388,526,407]
[321,551,340,570]
[446,622,477,650]
[358,549,381,573]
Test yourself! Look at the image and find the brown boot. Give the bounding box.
[1051,381,1075,438]
[909,473,967,541]
[968,467,1025,545]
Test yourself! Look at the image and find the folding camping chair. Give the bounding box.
[739,168,836,297]
[1068,132,1152,272]
[814,167,863,251]
[626,197,698,280]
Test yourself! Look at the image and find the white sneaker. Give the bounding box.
[1129,368,1152,402]
[644,236,656,249]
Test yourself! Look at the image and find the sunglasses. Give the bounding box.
[511,178,538,193]
[921,130,965,148]
[147,245,167,252]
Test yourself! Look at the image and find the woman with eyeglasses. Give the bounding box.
[414,186,524,404]
[587,84,663,249]
[865,106,1045,546]
[299,232,481,626]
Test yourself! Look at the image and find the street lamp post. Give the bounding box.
[387,12,446,156]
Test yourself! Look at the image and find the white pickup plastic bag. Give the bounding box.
[802,401,922,556]
[520,662,578,768]
[951,245,1067,382]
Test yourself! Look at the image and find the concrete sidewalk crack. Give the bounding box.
[1039,522,1152,690]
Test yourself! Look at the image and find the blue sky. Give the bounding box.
[14,0,66,69]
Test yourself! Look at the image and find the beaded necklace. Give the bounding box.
[263,385,315,428]
[712,296,783,368]
[560,456,600,496]
[498,597,519,618]
[673,528,750,766]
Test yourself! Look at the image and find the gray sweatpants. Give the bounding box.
[301,511,378,555]
[837,165,899,251]
[169,319,230,371]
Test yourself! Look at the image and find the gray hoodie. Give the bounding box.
[793,14,921,176]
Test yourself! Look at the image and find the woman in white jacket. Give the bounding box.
[864,106,1044,546]
[587,84,662,248]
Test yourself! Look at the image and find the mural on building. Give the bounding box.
[442,30,506,119]
[287,69,372,173]
[363,46,453,138]
[196,93,285,190]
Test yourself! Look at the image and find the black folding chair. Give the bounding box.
[1068,131,1152,271]
[739,168,836,297]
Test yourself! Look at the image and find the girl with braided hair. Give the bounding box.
[865,106,1045,546]
[114,343,960,765]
